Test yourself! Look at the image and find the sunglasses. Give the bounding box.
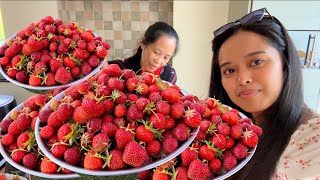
[214,8,273,37]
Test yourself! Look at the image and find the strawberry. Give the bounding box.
[225,136,235,149]
[232,143,247,160]
[0,118,12,132]
[92,132,110,152]
[162,137,178,155]
[114,104,127,118]
[57,123,78,145]
[84,150,103,170]
[22,153,38,170]
[40,157,58,173]
[107,77,124,91]
[187,159,211,180]
[173,123,189,142]
[7,121,24,136]
[148,113,167,130]
[122,69,135,80]
[64,147,81,166]
[17,131,34,151]
[34,61,47,74]
[137,170,152,180]
[40,125,56,139]
[184,109,202,127]
[217,123,231,136]
[51,142,69,158]
[153,169,171,180]
[146,140,161,157]
[107,149,126,170]
[101,122,118,137]
[95,45,107,58]
[86,117,103,133]
[161,88,180,103]
[156,101,170,116]
[86,41,96,52]
[170,103,184,119]
[80,31,94,42]
[230,123,243,139]
[80,131,94,149]
[209,158,222,173]
[49,57,63,73]
[223,155,237,171]
[29,73,42,86]
[55,67,73,84]
[15,71,27,83]
[123,141,148,167]
[11,149,28,163]
[211,134,226,149]
[175,166,188,180]
[126,104,144,122]
[242,130,259,147]
[221,111,239,125]
[1,133,16,146]
[126,77,138,92]
[248,124,263,137]
[181,146,199,167]
[115,127,135,149]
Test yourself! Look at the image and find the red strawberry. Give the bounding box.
[55,67,73,84]
[230,123,243,139]
[126,104,144,122]
[95,45,107,58]
[29,73,42,86]
[156,101,170,115]
[86,118,103,133]
[107,149,126,170]
[101,122,118,137]
[248,124,263,137]
[34,61,47,74]
[84,150,103,170]
[221,111,239,125]
[123,141,148,167]
[122,69,135,80]
[1,133,15,146]
[146,140,161,157]
[232,143,247,160]
[149,113,167,130]
[176,166,188,180]
[115,127,135,149]
[223,155,237,171]
[242,130,259,147]
[187,159,211,180]
[126,77,138,92]
[11,149,27,163]
[108,77,124,91]
[181,146,199,167]
[23,153,38,170]
[49,57,63,73]
[137,170,152,180]
[92,132,110,152]
[170,103,184,119]
[217,123,231,136]
[211,134,226,149]
[161,88,180,103]
[0,118,13,132]
[40,157,58,173]
[80,131,94,149]
[114,104,127,118]
[148,90,163,102]
[162,137,178,155]
[15,71,27,83]
[64,147,81,166]
[17,131,34,150]
[173,123,189,142]
[40,125,56,139]
[209,158,222,173]
[153,169,171,180]
[135,83,149,95]
[7,121,24,136]
[80,31,94,42]
[184,109,202,127]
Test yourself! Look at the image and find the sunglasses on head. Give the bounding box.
[213,8,273,37]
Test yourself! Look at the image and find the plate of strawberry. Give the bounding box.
[137,99,262,180]
[0,93,80,179]
[34,64,202,176]
[0,16,109,92]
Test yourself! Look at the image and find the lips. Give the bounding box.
[238,89,260,98]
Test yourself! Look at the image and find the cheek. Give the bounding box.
[222,78,236,97]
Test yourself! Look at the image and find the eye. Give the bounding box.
[223,68,236,75]
[250,59,263,66]
[154,51,161,56]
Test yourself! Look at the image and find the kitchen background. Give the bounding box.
[0,0,319,113]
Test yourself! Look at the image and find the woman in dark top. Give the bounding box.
[108,22,179,84]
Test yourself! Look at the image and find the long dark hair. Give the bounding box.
[127,21,179,69]
[209,17,304,179]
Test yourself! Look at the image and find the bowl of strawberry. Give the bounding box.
[34,64,202,176]
[0,93,80,179]
[136,99,262,180]
[0,16,109,92]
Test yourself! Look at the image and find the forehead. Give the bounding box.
[219,31,273,61]
[149,35,176,49]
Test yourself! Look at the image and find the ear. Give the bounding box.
[141,43,146,50]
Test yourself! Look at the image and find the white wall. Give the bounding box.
[173,1,229,98]
[0,1,58,38]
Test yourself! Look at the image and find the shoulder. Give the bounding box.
[273,117,320,179]
[160,64,177,84]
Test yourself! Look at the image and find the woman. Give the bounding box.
[108,22,179,84]
[209,8,320,179]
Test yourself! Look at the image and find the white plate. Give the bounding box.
[0,102,80,179]
[35,89,200,176]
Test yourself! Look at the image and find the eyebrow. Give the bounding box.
[219,50,267,69]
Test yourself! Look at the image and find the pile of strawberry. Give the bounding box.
[0,15,110,87]
[0,91,74,174]
[137,99,263,180]
[37,64,202,171]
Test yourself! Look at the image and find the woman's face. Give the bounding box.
[140,35,176,72]
[218,31,284,118]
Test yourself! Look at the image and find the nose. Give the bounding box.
[237,70,253,85]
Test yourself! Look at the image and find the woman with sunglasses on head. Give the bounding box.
[106,21,179,84]
[210,8,320,180]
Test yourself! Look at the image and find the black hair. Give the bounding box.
[127,22,179,67]
[209,17,304,179]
